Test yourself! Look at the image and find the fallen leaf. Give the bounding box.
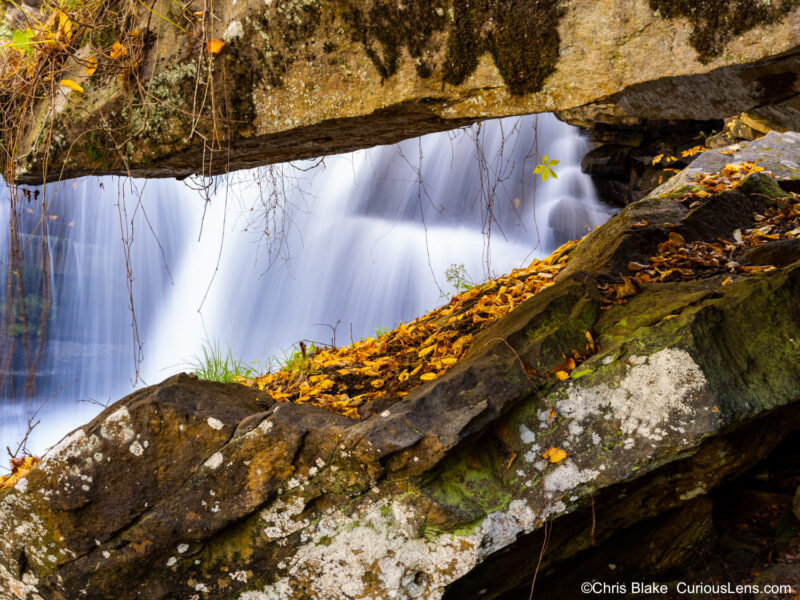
[543,447,567,464]
[506,452,517,470]
[110,41,128,60]
[554,370,570,381]
[208,38,226,54]
[60,79,84,93]
[420,372,437,382]
[86,56,98,76]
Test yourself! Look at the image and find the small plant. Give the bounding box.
[534,154,560,181]
[374,325,390,338]
[445,263,476,294]
[191,340,257,383]
[275,341,317,374]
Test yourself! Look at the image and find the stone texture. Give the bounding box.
[9,0,800,183]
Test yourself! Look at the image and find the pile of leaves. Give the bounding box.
[0,456,39,491]
[677,161,766,199]
[242,240,579,418]
[602,164,800,304]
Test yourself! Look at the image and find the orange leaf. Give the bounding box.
[668,232,686,245]
[86,56,98,76]
[60,79,84,93]
[543,447,567,463]
[110,41,128,60]
[208,38,226,54]
[554,370,570,381]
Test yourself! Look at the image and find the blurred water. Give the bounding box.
[0,114,615,456]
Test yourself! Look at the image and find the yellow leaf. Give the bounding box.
[110,42,128,60]
[60,79,84,93]
[371,379,385,389]
[86,56,98,76]
[420,372,437,381]
[554,370,570,381]
[398,370,410,382]
[208,38,226,54]
[543,447,567,464]
[0,456,40,490]
[418,345,436,358]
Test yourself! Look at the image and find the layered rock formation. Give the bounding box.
[9,0,800,183]
[2,134,800,599]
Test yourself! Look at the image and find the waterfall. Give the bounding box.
[0,114,616,455]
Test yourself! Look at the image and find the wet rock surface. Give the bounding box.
[3,136,800,599]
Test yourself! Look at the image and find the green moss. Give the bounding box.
[343,1,447,80]
[443,0,564,95]
[649,0,800,63]
[253,0,322,87]
[420,444,512,532]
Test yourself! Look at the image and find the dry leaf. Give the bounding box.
[208,39,226,54]
[110,41,128,60]
[554,370,570,381]
[60,79,84,93]
[506,452,517,470]
[420,372,438,382]
[543,447,567,464]
[86,56,98,76]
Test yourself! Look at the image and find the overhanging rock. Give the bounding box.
[8,0,800,183]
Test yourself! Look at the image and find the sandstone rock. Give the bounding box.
[8,0,800,183]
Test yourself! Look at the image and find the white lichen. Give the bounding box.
[544,460,600,493]
[556,349,708,442]
[204,453,224,470]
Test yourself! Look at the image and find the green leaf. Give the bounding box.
[11,28,34,58]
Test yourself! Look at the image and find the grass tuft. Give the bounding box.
[191,340,258,383]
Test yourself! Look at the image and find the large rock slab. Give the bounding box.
[8,0,800,183]
[3,137,800,599]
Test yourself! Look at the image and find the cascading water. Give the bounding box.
[0,114,616,455]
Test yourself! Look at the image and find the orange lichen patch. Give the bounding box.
[242,240,580,418]
[0,456,40,491]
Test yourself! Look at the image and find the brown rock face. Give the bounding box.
[9,0,800,183]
